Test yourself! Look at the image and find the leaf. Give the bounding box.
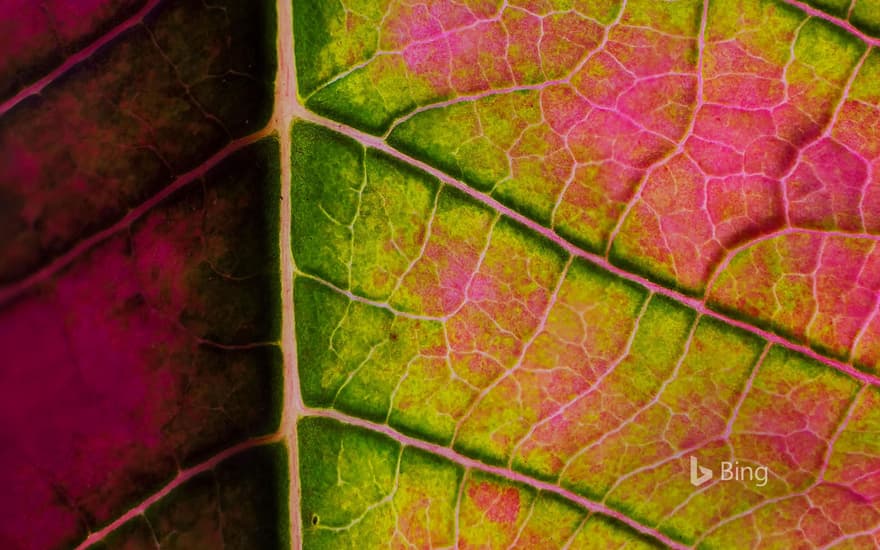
[298,416,662,549]
[0,136,284,548]
[3,0,880,549]
[93,444,288,550]
[289,120,876,547]
[0,0,276,283]
[0,0,281,540]
[0,0,149,102]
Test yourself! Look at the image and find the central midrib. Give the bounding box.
[275,0,302,547]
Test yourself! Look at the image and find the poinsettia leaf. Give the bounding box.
[3,0,880,548]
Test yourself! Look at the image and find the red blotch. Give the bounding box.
[811,484,880,533]
[834,100,880,159]
[515,366,590,419]
[708,40,780,78]
[694,104,775,151]
[381,3,444,51]
[705,74,785,109]
[809,238,879,356]
[685,136,744,177]
[606,26,696,77]
[556,162,642,238]
[540,12,603,77]
[468,482,520,523]
[427,0,478,29]
[447,21,513,93]
[744,136,797,178]
[571,51,635,108]
[404,39,453,96]
[772,103,824,147]
[706,175,784,245]
[569,109,674,168]
[788,138,869,231]
[540,84,590,135]
[638,155,714,287]
[854,313,880,373]
[865,164,880,234]
[448,28,489,93]
[801,506,843,547]
[618,74,697,141]
[502,7,544,85]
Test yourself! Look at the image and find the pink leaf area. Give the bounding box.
[0,138,282,548]
[0,0,149,102]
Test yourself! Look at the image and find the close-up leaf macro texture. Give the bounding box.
[3,0,880,548]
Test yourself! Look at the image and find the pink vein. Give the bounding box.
[74,433,281,550]
[0,127,272,308]
[779,0,880,47]
[277,0,303,546]
[306,407,690,550]
[292,106,880,388]
[0,0,162,118]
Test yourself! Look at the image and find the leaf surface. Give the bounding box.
[2,0,880,548]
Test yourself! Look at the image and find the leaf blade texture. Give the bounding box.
[2,0,880,548]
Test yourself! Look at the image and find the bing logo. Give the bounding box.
[689,456,769,487]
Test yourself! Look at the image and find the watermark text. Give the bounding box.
[690,456,768,487]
